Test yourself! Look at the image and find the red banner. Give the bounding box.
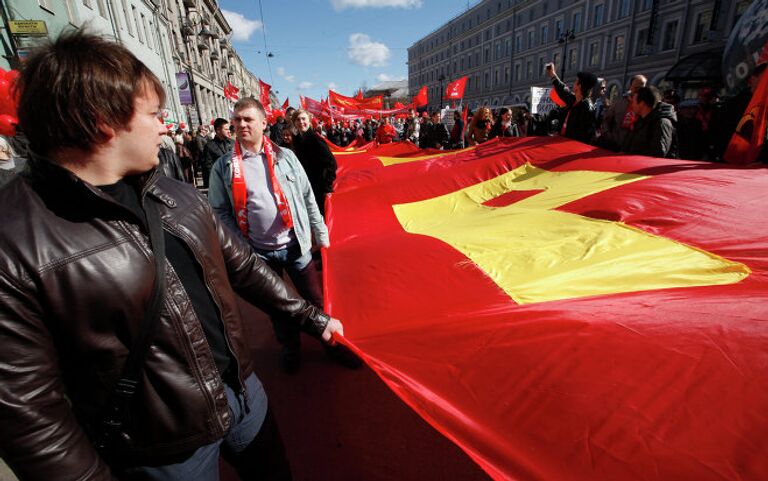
[326,137,768,481]
[329,90,383,110]
[444,76,468,100]
[259,79,272,115]
[224,82,239,101]
[413,85,428,107]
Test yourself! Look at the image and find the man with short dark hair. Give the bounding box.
[200,117,234,188]
[420,111,450,149]
[545,62,597,144]
[0,31,344,480]
[600,74,647,151]
[208,98,360,373]
[622,86,678,158]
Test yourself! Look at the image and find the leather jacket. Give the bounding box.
[0,156,330,480]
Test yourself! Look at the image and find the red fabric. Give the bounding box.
[259,79,272,116]
[231,138,293,237]
[224,82,240,101]
[724,68,768,164]
[444,77,468,100]
[413,86,428,107]
[549,88,567,107]
[329,90,383,110]
[375,124,397,144]
[326,137,768,481]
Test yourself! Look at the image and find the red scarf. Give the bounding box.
[231,138,294,238]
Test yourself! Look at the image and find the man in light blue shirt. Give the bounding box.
[209,98,360,373]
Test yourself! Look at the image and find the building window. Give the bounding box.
[618,0,630,19]
[613,35,625,61]
[555,19,563,38]
[662,20,678,51]
[635,28,648,56]
[593,4,604,28]
[538,57,544,77]
[495,42,501,60]
[515,63,521,81]
[693,11,712,43]
[505,38,511,56]
[494,69,499,86]
[589,41,599,67]
[121,0,133,36]
[527,29,534,49]
[541,24,549,44]
[515,34,521,52]
[484,72,490,89]
[553,52,561,67]
[641,0,652,11]
[526,60,533,79]
[504,67,510,84]
[569,48,578,70]
[573,12,582,33]
[485,48,490,62]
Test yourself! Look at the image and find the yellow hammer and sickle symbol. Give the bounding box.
[393,163,749,305]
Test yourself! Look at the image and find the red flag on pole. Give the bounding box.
[259,79,272,115]
[413,86,428,107]
[282,97,290,109]
[355,88,364,100]
[444,77,468,100]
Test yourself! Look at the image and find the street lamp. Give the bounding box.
[438,74,446,110]
[557,29,576,78]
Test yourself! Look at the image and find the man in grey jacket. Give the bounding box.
[208,98,360,373]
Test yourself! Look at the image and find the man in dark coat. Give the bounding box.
[622,86,678,158]
[291,109,337,216]
[200,118,234,188]
[545,63,597,144]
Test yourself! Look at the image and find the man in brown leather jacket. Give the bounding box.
[0,31,344,481]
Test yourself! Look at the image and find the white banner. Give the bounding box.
[531,87,557,115]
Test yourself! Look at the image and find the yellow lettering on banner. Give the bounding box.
[393,164,749,305]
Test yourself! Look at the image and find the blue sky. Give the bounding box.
[218,0,480,102]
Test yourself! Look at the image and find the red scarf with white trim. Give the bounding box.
[231,138,294,238]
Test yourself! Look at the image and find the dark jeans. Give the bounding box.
[119,373,291,480]
[252,244,323,350]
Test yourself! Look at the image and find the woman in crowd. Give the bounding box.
[489,107,520,139]
[292,109,337,216]
[467,107,494,145]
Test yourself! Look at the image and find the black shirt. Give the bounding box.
[98,179,233,376]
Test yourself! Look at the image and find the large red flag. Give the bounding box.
[412,86,428,107]
[329,90,383,110]
[224,82,239,101]
[724,65,767,164]
[326,137,768,481]
[444,76,468,100]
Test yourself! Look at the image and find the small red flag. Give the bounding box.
[724,66,768,164]
[259,79,272,115]
[282,97,290,109]
[413,86,428,107]
[444,77,468,100]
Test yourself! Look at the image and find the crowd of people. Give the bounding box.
[0,28,765,481]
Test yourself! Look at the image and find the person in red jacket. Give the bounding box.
[375,116,397,144]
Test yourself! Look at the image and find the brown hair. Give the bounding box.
[233,97,266,118]
[17,29,165,156]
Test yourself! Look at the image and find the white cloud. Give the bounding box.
[331,0,422,10]
[376,73,405,82]
[347,33,390,67]
[221,10,263,42]
[276,67,295,83]
[328,82,339,91]
[298,81,314,90]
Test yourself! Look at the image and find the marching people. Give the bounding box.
[545,62,597,144]
[621,86,678,158]
[467,107,493,145]
[406,109,420,144]
[0,31,345,481]
[600,74,647,151]
[489,107,520,139]
[449,110,465,148]
[291,109,338,216]
[200,117,234,188]
[420,111,450,149]
[375,116,397,144]
[208,98,360,374]
[0,135,25,189]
